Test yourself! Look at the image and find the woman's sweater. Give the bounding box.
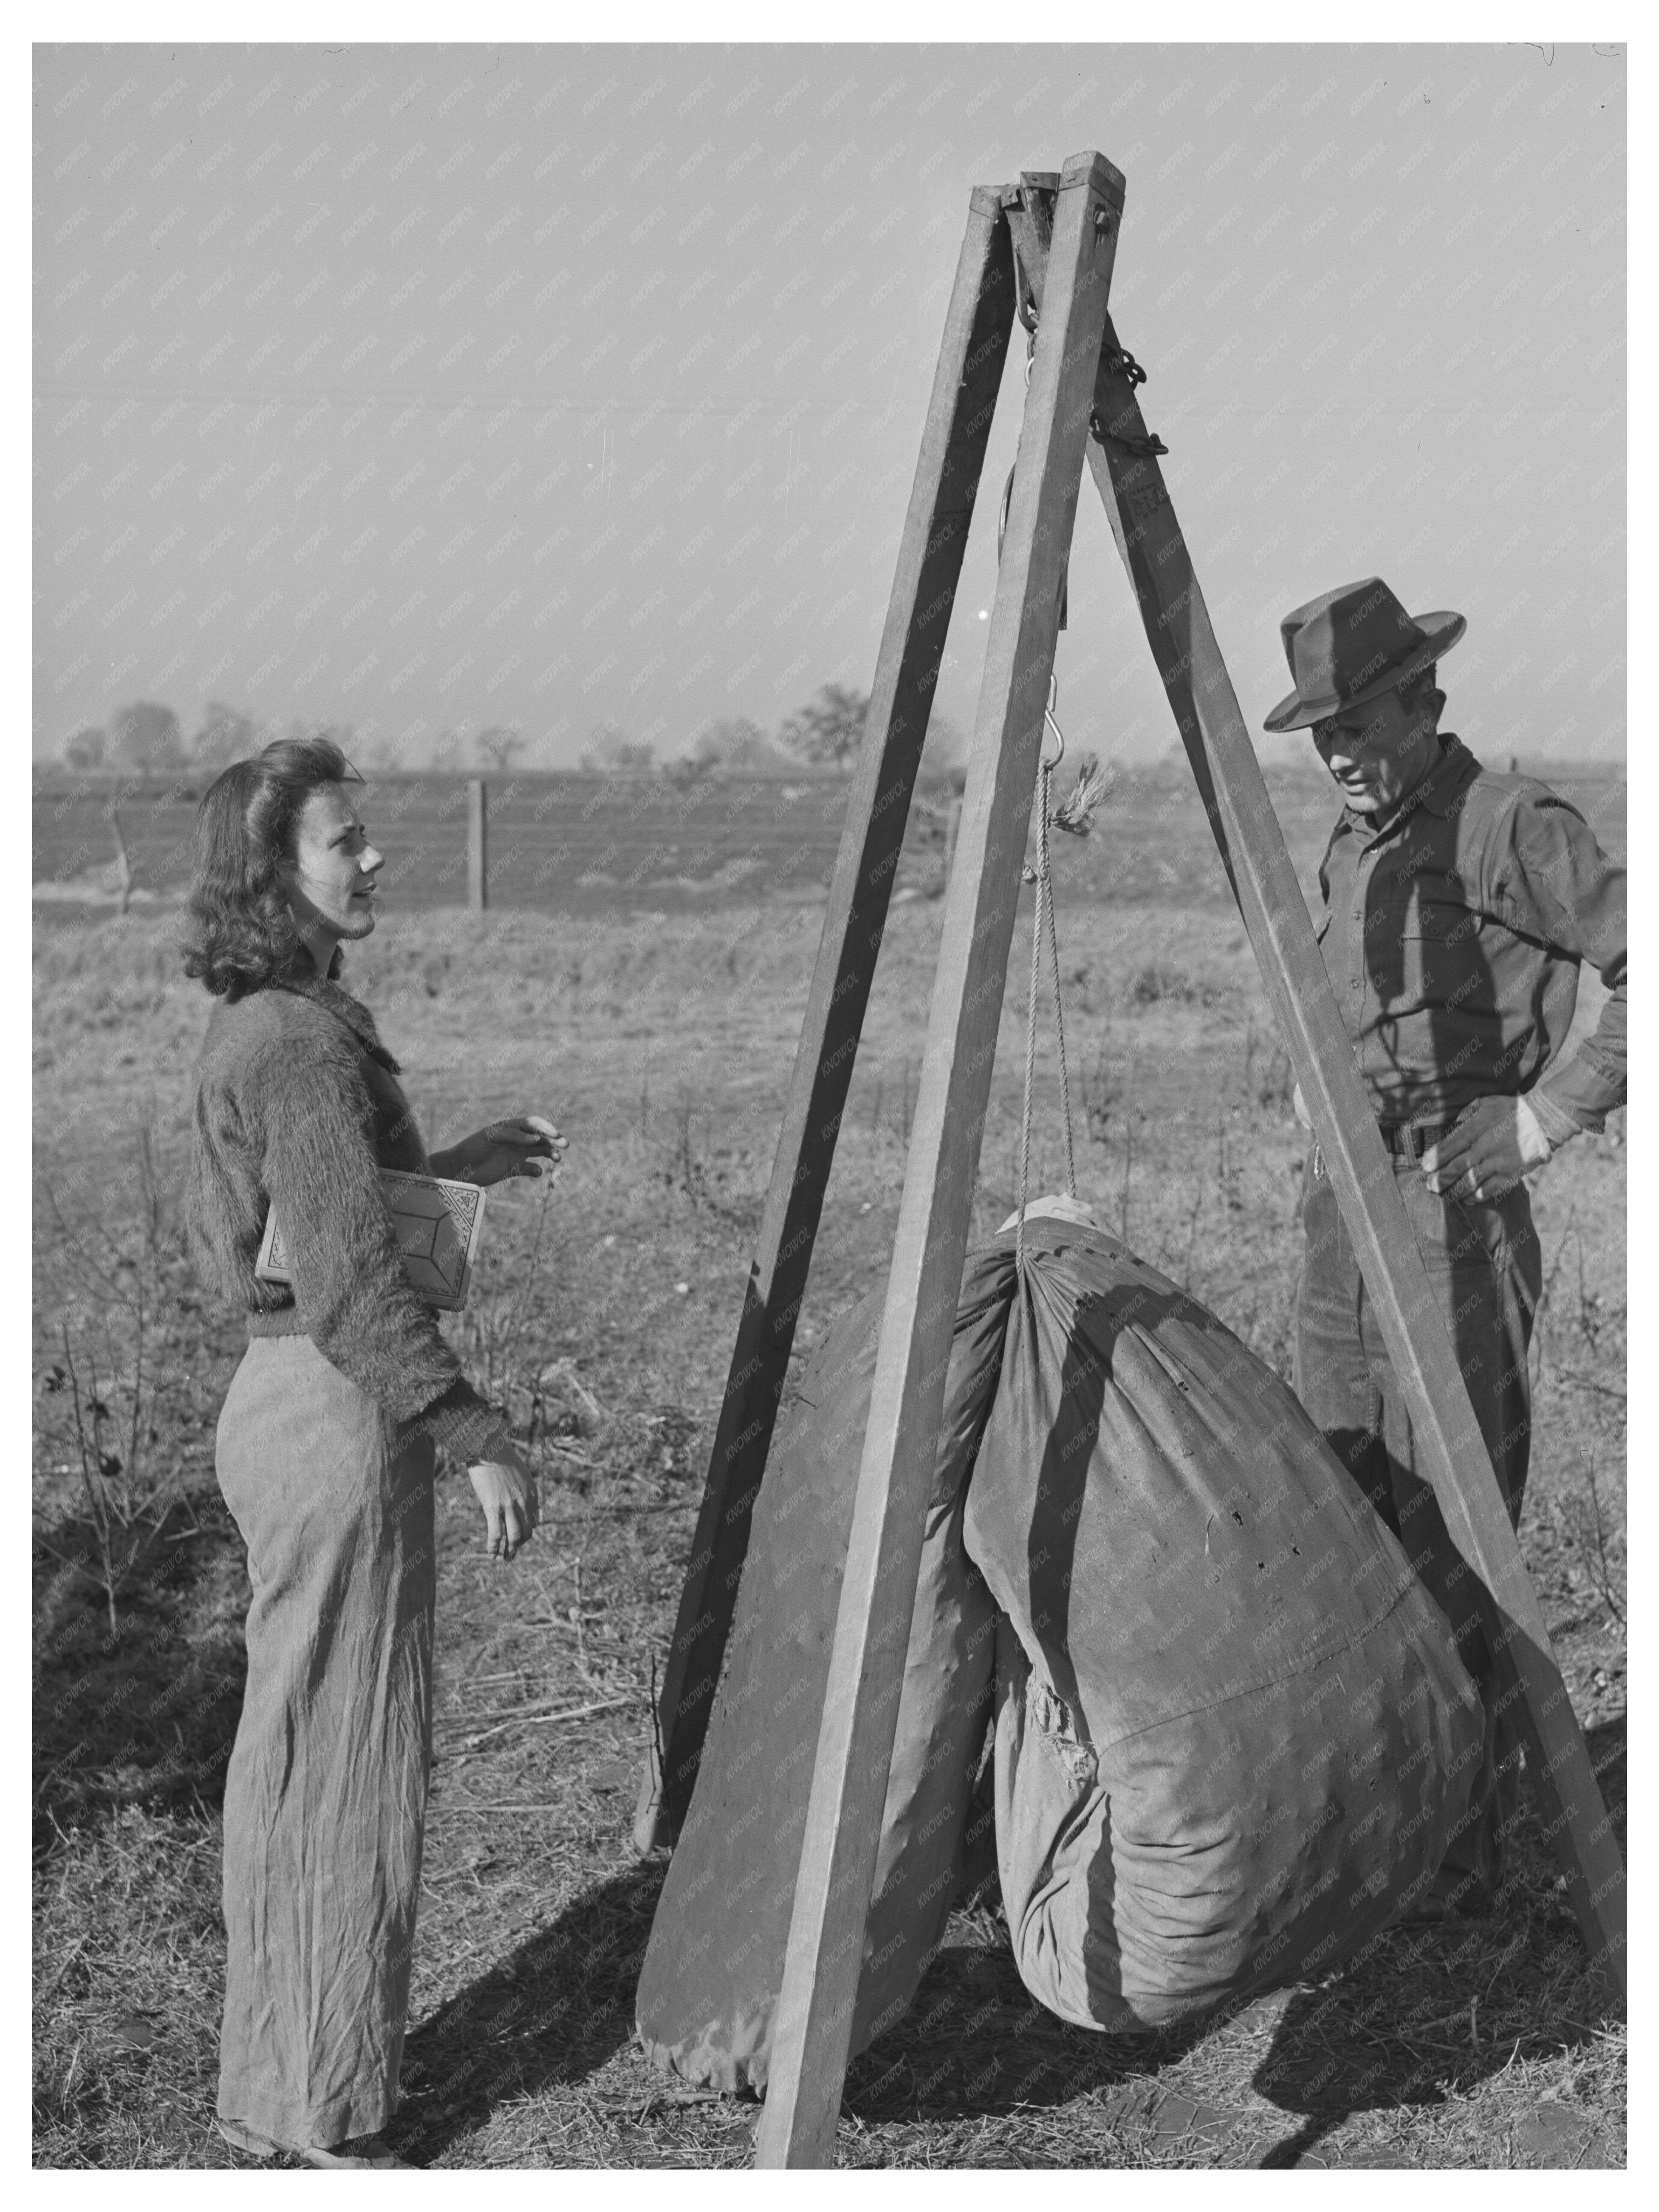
[185,966,504,1462]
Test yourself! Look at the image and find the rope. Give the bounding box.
[990,297,1100,1270]
[1013,760,1051,1279]
[1044,812,1078,1202]
[1013,753,1081,1274]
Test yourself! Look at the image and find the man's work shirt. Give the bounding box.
[1314,734,1625,1138]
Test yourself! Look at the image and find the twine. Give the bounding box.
[1013,760,1080,1276]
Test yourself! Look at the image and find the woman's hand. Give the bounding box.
[438,1114,568,1189]
[468,1440,539,1561]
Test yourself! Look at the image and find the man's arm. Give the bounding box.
[1422,789,1624,1200]
[1498,791,1626,1138]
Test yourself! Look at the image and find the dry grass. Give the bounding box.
[33,841,1625,2168]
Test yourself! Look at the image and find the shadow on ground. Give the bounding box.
[32,1489,250,1858]
[397,1863,1206,2163]
[377,1728,1628,2168]
[1248,1714,1626,2169]
[394,1861,669,2163]
[839,1918,1208,2129]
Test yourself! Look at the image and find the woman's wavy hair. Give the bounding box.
[181,736,360,998]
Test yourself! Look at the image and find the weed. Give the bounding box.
[1569,1456,1626,1629]
[1574,1234,1607,1355]
[36,1125,189,1632]
[660,1096,713,1209]
[52,1330,144,1637]
[1080,1034,1120,1146]
[1531,1210,1578,1387]
[1129,963,1197,1006]
[1243,1010,1296,1117]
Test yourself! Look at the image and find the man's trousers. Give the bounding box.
[1292,1145,1543,1906]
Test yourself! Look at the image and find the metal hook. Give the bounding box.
[1041,672,1065,773]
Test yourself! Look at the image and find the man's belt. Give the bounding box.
[1377,1117,1461,1163]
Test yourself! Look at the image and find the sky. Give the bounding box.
[33,38,1626,769]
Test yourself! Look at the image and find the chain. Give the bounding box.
[1090,411,1169,459]
[1090,342,1169,457]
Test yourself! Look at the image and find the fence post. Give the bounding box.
[109,807,134,918]
[943,791,964,885]
[467,778,489,911]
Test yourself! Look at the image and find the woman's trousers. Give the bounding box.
[215,1334,436,2146]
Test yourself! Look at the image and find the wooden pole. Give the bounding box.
[109,807,133,918]
[467,777,488,911]
[634,183,1018,1851]
[1080,315,1625,1994]
[754,151,1123,2168]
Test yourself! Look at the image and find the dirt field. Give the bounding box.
[32,767,1625,2168]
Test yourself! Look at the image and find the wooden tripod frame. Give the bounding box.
[636,151,1626,2167]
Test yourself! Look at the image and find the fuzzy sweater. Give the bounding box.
[185,967,505,1463]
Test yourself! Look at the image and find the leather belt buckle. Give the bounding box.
[1383,1118,1449,1163]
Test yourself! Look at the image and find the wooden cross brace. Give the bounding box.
[634,150,1625,2168]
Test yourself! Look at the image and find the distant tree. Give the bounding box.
[191,701,262,771]
[780,683,869,775]
[580,721,654,773]
[423,726,467,774]
[662,752,716,789]
[918,711,967,793]
[578,720,622,771]
[63,725,106,770]
[107,701,186,775]
[342,725,401,771]
[474,725,525,774]
[666,717,796,780]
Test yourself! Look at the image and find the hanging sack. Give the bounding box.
[638,1206,1484,2082]
[962,1215,1485,2028]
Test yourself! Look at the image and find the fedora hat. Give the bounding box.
[1263,577,1466,732]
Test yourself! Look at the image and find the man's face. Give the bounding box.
[1311,685,1436,818]
[280,783,383,944]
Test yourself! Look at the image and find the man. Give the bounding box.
[1263,577,1626,1919]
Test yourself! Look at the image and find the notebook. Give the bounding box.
[255,1171,486,1312]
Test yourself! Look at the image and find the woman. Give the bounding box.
[183,736,563,2168]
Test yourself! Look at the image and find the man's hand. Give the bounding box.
[1421,1095,1553,1201]
[468,1440,539,1561]
[443,1114,568,1189]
